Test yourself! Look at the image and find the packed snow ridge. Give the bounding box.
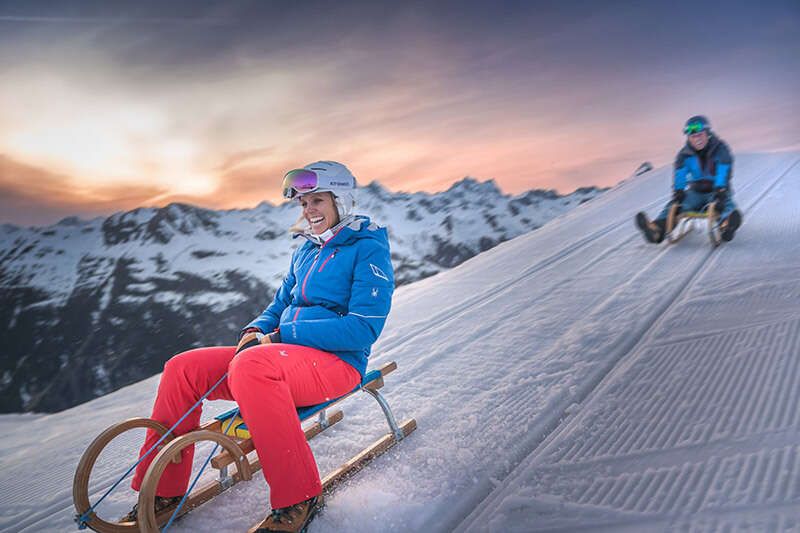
[1,152,798,532]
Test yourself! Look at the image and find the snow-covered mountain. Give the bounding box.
[0,151,797,532]
[0,179,604,413]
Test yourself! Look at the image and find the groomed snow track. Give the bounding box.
[456,155,800,532]
[1,152,798,533]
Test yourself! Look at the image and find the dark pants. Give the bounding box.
[655,188,737,222]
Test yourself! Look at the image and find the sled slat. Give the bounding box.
[322,418,416,491]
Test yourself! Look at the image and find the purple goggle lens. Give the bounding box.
[282,169,319,199]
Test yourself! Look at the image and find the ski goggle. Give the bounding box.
[684,122,708,135]
[282,169,321,199]
[282,168,355,199]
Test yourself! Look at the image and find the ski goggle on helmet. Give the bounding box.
[282,162,356,199]
[282,161,357,217]
[683,115,710,135]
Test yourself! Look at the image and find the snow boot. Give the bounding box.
[119,495,184,523]
[635,212,665,243]
[720,209,742,241]
[248,495,324,533]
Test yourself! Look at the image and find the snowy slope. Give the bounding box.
[0,152,798,532]
[457,154,800,532]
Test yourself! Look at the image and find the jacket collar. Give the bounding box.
[683,134,719,156]
[294,215,361,247]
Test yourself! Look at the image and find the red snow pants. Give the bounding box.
[130,343,361,508]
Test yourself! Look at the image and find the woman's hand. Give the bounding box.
[236,330,263,354]
[235,328,281,354]
[263,330,281,344]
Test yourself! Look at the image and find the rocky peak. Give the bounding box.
[446,177,504,198]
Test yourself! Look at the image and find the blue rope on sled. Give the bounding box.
[76,372,230,529]
[162,410,239,532]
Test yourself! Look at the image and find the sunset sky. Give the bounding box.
[1,0,798,226]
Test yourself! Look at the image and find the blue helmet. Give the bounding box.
[684,115,711,135]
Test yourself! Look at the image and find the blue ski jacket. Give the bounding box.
[244,216,395,377]
[673,135,733,193]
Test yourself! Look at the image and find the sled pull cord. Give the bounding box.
[161,409,240,532]
[76,373,229,529]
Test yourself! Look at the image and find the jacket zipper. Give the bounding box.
[293,249,320,320]
[300,249,323,303]
[294,226,346,321]
[318,249,339,272]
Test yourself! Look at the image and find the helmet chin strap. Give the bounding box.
[302,214,356,245]
[316,228,335,242]
[290,190,356,244]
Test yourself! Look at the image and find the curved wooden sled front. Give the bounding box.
[666,203,721,246]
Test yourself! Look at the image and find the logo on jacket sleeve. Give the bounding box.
[370,263,389,281]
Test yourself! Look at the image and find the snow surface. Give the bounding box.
[1,152,798,532]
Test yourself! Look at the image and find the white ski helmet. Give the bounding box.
[283,161,357,218]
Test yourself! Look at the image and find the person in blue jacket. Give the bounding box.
[636,115,742,243]
[128,161,394,533]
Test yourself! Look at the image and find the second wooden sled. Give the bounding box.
[73,360,416,533]
[665,203,721,246]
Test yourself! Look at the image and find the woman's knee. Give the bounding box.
[229,346,282,385]
[162,350,194,381]
[162,347,225,385]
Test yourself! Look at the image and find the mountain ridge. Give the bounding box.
[0,178,606,413]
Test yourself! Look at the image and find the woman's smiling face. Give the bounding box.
[299,191,339,235]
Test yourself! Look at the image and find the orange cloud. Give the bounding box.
[1,20,797,227]
[0,155,169,225]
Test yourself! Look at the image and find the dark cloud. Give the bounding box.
[0,1,797,225]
